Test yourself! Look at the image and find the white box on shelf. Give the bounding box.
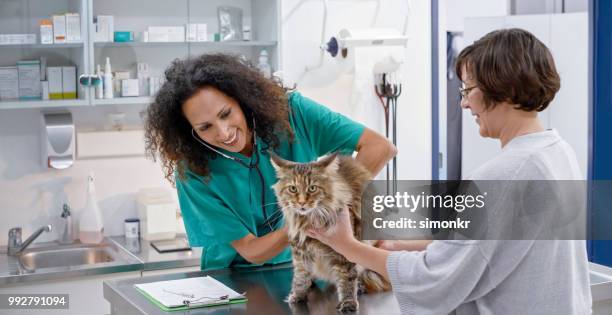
[41,81,49,100]
[186,24,197,42]
[196,24,208,42]
[0,67,19,100]
[96,15,114,42]
[147,26,185,42]
[113,71,130,97]
[17,60,41,100]
[47,67,63,100]
[0,34,36,45]
[52,15,66,44]
[137,187,177,241]
[62,66,76,99]
[65,13,81,43]
[40,20,53,44]
[121,79,139,97]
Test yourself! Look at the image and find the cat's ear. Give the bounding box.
[316,152,339,173]
[269,152,291,173]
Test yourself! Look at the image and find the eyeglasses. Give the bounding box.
[459,85,478,99]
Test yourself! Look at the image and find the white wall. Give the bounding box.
[512,0,587,14]
[281,0,433,180]
[0,108,174,245]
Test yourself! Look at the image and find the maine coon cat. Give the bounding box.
[270,153,390,313]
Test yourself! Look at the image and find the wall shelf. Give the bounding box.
[0,0,281,111]
[93,41,277,48]
[92,97,153,106]
[0,43,84,49]
[0,99,89,110]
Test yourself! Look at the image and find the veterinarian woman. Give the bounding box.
[308,29,592,314]
[143,53,396,270]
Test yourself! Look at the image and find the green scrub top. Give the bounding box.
[176,92,366,270]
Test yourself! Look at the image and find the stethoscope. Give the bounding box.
[191,120,281,232]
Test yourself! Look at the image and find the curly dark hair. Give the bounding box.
[144,53,294,183]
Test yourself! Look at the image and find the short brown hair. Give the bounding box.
[455,28,560,112]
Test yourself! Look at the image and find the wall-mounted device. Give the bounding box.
[323,28,409,58]
[41,112,75,169]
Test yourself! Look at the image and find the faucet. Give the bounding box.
[7,225,52,256]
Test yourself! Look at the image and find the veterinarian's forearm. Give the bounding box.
[231,227,290,264]
[338,239,391,281]
[355,128,397,177]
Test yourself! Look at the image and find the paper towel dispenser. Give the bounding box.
[41,112,75,169]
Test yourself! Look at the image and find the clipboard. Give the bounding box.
[150,238,191,253]
[134,276,247,312]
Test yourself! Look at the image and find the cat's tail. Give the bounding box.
[359,270,391,292]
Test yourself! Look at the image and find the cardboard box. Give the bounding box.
[62,66,76,99]
[47,67,63,100]
[96,15,114,42]
[40,20,53,44]
[186,24,197,42]
[121,79,139,97]
[65,13,81,43]
[196,24,208,42]
[147,26,185,42]
[17,60,41,100]
[0,67,19,100]
[52,15,66,44]
[0,34,36,45]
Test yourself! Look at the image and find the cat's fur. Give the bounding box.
[270,153,391,313]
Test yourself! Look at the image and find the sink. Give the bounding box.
[17,243,117,271]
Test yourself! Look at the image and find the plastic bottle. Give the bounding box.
[103,57,113,99]
[95,64,104,99]
[79,173,104,244]
[257,49,272,79]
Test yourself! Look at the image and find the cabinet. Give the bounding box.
[0,271,141,315]
[0,0,281,110]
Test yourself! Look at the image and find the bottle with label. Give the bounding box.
[257,49,272,79]
[79,172,104,244]
[103,57,113,99]
[95,64,104,99]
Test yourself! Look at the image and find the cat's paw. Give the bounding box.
[286,291,307,304]
[336,299,359,313]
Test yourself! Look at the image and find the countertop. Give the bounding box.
[0,235,202,285]
[108,236,202,271]
[103,264,401,315]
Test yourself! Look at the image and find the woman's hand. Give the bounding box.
[306,207,357,253]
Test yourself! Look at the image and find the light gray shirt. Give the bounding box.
[386,130,592,315]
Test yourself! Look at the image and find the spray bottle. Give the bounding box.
[79,172,104,244]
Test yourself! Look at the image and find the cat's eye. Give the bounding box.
[288,185,298,193]
[307,185,318,193]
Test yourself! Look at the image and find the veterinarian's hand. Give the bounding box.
[306,207,356,252]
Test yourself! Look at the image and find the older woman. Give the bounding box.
[309,28,592,314]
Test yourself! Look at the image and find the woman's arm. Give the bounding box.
[355,127,397,176]
[376,240,433,251]
[307,208,391,280]
[231,226,289,264]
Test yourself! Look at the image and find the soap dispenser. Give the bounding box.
[79,172,104,244]
[59,203,74,244]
